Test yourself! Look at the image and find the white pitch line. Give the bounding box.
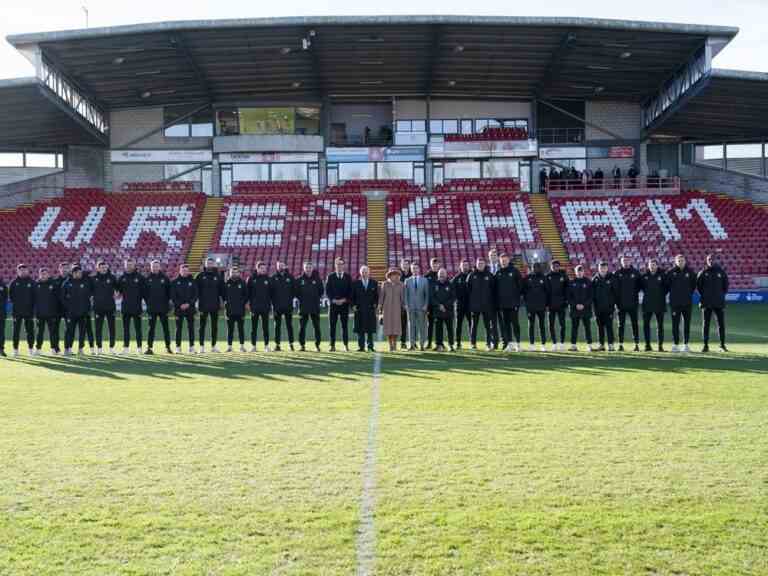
[356,327,383,576]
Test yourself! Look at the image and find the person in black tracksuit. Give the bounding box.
[91,262,118,353]
[667,254,697,351]
[399,259,412,349]
[523,262,548,349]
[271,261,295,351]
[34,268,61,353]
[224,266,248,351]
[431,268,456,351]
[118,259,145,352]
[62,266,93,353]
[425,258,441,349]
[247,262,272,351]
[325,258,353,351]
[640,259,668,352]
[467,258,496,350]
[9,264,35,355]
[592,262,616,351]
[52,263,70,347]
[171,264,197,352]
[494,255,523,351]
[568,265,593,349]
[196,258,224,352]
[613,256,642,351]
[697,254,729,352]
[0,278,7,356]
[546,261,569,349]
[451,260,472,349]
[296,262,324,352]
[144,261,173,354]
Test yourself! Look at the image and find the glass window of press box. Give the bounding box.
[0,151,64,168]
[164,106,214,138]
[215,107,321,136]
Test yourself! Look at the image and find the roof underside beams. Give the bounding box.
[7,19,723,109]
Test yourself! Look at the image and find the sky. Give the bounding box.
[2,0,768,80]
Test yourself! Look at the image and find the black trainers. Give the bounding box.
[702,345,710,353]
[300,345,306,352]
[633,344,640,352]
[644,344,653,352]
[658,345,665,352]
[166,347,173,355]
[144,349,154,355]
[719,344,728,352]
[315,344,321,352]
[289,344,295,352]
[274,345,282,352]
[329,345,336,352]
[618,345,625,352]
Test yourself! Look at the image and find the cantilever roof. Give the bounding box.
[5,15,738,109]
[649,69,768,141]
[0,78,106,148]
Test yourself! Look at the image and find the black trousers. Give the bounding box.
[35,317,59,351]
[299,313,321,347]
[175,311,196,347]
[489,310,500,348]
[548,308,567,344]
[95,311,116,349]
[54,316,64,345]
[571,316,593,344]
[527,310,547,345]
[0,315,5,351]
[500,307,521,345]
[274,311,294,345]
[470,312,494,346]
[671,306,692,345]
[199,310,219,347]
[251,312,270,347]
[122,313,143,348]
[595,311,615,347]
[400,309,409,346]
[435,316,455,348]
[148,313,171,349]
[358,330,375,351]
[643,311,665,346]
[617,307,640,344]
[455,304,471,346]
[65,315,91,350]
[12,316,35,350]
[702,307,726,346]
[227,315,245,346]
[329,304,349,347]
[427,310,435,347]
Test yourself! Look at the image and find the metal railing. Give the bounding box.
[537,128,585,145]
[545,176,681,195]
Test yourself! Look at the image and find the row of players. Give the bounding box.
[0,250,728,356]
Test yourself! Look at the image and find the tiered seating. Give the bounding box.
[326,180,425,195]
[444,127,528,142]
[433,178,521,193]
[387,193,542,274]
[232,180,311,195]
[122,181,195,192]
[0,188,205,279]
[551,190,768,289]
[210,194,367,277]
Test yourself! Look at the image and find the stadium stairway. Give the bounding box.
[366,196,388,280]
[186,196,224,270]
[529,194,571,274]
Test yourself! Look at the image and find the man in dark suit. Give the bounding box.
[451,259,472,349]
[351,265,379,352]
[326,257,353,352]
[398,258,412,349]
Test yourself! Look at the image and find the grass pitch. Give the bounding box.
[1,305,767,575]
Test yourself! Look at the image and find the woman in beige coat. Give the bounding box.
[378,268,405,351]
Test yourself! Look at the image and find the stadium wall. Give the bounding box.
[680,163,768,203]
[110,107,212,149]
[0,167,61,186]
[585,101,642,174]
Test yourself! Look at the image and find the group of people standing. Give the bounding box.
[0,249,730,357]
[376,249,729,353]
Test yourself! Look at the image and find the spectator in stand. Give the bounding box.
[539,167,548,193]
[594,168,604,190]
[612,165,622,188]
[628,165,639,189]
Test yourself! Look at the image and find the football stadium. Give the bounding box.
[1,14,767,575]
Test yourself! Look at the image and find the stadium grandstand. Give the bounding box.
[0,15,767,299]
